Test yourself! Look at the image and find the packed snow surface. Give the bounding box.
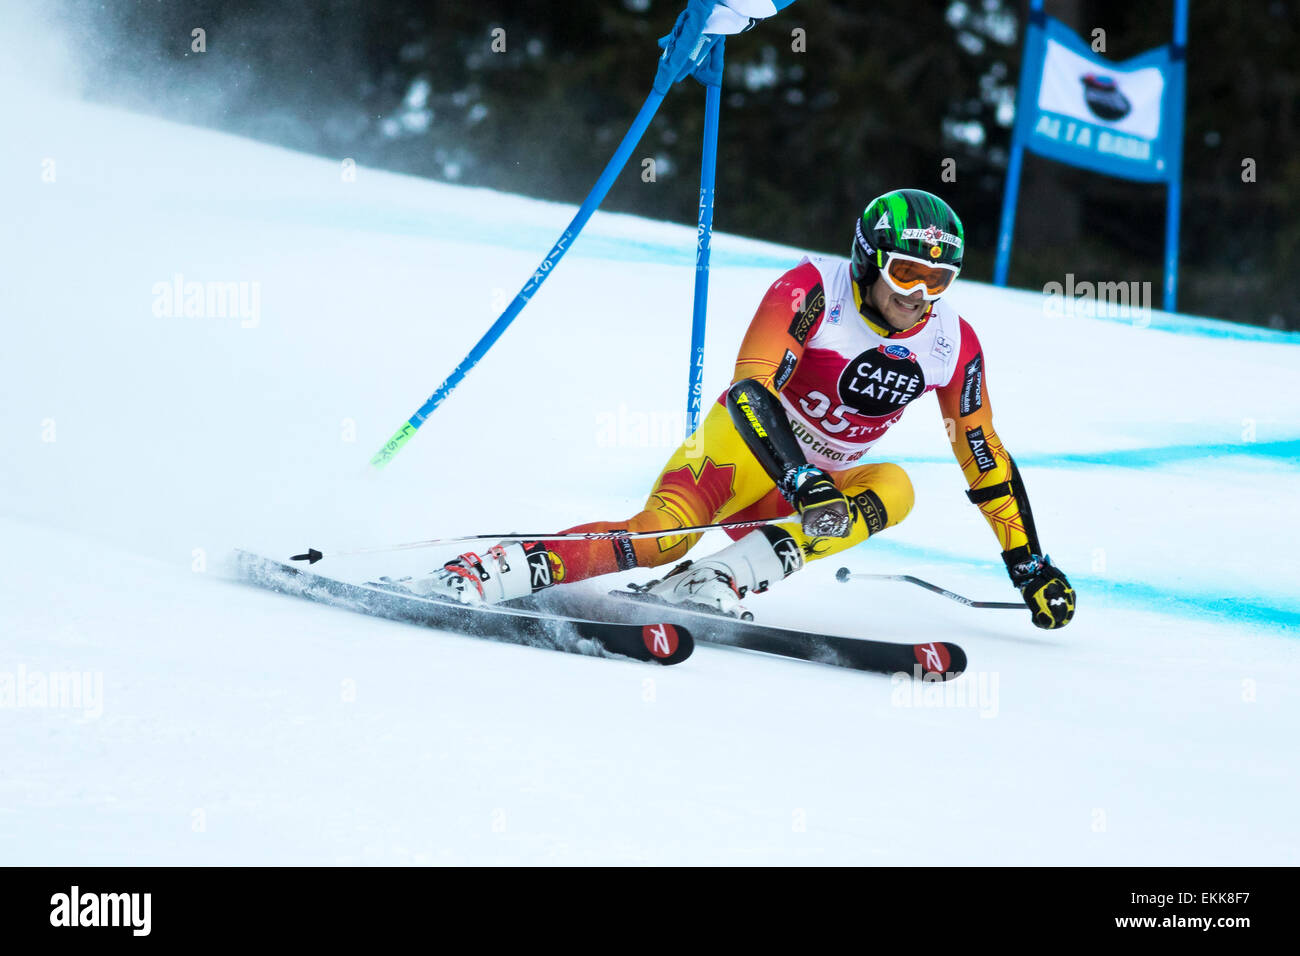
[3,93,1297,864]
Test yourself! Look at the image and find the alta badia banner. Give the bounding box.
[995,0,1188,310]
[1016,16,1184,183]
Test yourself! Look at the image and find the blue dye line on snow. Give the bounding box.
[1080,308,1300,344]
[184,190,1297,627]
[904,439,1300,470]
[857,538,1300,633]
[232,197,1300,345]
[238,197,796,270]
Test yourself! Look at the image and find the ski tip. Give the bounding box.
[835,566,851,583]
[290,548,323,564]
[912,641,967,680]
[640,623,694,665]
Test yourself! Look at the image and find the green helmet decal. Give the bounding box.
[851,188,965,286]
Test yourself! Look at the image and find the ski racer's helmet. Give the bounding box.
[850,188,964,302]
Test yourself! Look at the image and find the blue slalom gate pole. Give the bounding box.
[370,88,668,468]
[994,0,1044,287]
[1163,0,1189,312]
[993,141,1026,287]
[685,40,724,437]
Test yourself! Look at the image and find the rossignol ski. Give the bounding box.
[232,551,693,665]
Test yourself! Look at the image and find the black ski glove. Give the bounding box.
[1004,547,1075,629]
[783,466,853,539]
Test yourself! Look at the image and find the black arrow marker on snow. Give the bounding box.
[290,548,323,564]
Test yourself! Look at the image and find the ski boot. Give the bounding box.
[377,542,556,606]
[627,528,804,620]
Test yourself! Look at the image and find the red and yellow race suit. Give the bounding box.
[543,255,1034,586]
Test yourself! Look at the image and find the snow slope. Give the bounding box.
[2,92,1298,865]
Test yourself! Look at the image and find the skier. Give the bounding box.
[406,189,1075,630]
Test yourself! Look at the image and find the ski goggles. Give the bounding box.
[878,250,960,301]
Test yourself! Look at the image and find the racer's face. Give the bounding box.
[869,277,929,331]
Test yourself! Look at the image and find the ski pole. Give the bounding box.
[368,86,668,470]
[835,568,1022,609]
[293,515,794,565]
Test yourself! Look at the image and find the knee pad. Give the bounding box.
[875,463,915,525]
[846,463,914,533]
[629,510,700,569]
